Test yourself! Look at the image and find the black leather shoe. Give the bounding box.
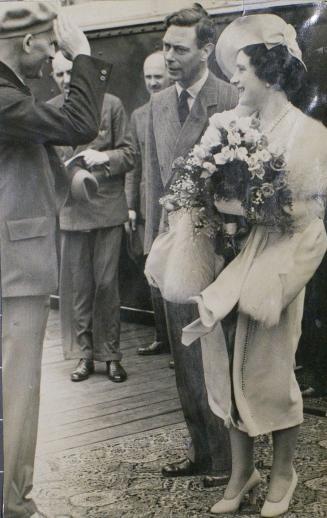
[71,359,94,382]
[203,474,230,488]
[107,361,127,382]
[161,458,201,477]
[169,359,175,369]
[137,341,169,355]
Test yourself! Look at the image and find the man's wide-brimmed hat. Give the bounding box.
[71,169,99,202]
[215,14,306,79]
[0,1,57,39]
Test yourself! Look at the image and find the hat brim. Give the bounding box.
[215,14,304,79]
[71,169,99,202]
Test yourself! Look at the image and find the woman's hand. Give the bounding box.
[214,199,245,216]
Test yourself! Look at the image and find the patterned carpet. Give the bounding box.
[33,417,327,517]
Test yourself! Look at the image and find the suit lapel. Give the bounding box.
[173,73,218,161]
[156,87,181,160]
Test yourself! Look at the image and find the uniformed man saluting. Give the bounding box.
[0,2,110,516]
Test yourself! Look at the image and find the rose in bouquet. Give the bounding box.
[160,110,294,237]
[204,111,293,232]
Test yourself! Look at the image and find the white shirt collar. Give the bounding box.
[175,68,209,99]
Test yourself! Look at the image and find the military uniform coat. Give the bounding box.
[0,54,110,518]
[0,55,111,297]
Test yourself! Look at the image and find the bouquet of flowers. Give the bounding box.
[160,155,221,238]
[160,110,293,235]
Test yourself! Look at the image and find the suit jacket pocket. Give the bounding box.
[97,176,124,199]
[7,216,49,241]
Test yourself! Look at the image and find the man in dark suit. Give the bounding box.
[125,51,172,358]
[0,3,111,516]
[51,51,134,383]
[144,5,238,482]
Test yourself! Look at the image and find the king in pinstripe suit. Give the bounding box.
[144,5,238,481]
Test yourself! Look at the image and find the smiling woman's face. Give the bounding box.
[230,50,268,111]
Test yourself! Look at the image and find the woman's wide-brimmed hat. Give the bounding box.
[216,14,306,79]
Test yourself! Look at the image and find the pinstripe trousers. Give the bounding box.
[60,227,123,362]
[164,301,232,474]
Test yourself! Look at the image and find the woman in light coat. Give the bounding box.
[182,14,327,516]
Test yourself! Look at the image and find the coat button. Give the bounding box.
[100,75,106,81]
[101,69,107,75]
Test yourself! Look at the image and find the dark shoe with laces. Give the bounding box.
[137,341,169,355]
[161,458,202,477]
[106,360,127,382]
[71,358,94,382]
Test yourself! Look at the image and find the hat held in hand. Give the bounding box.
[66,155,99,203]
[70,168,99,202]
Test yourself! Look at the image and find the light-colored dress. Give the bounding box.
[182,105,327,436]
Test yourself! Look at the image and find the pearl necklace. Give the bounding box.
[261,101,292,134]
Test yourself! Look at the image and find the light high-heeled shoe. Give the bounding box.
[261,467,298,517]
[210,468,261,514]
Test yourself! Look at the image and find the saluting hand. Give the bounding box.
[54,13,90,60]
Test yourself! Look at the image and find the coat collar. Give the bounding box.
[0,61,31,95]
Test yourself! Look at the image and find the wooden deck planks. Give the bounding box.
[36,310,184,456]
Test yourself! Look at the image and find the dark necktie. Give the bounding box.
[178,89,190,126]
